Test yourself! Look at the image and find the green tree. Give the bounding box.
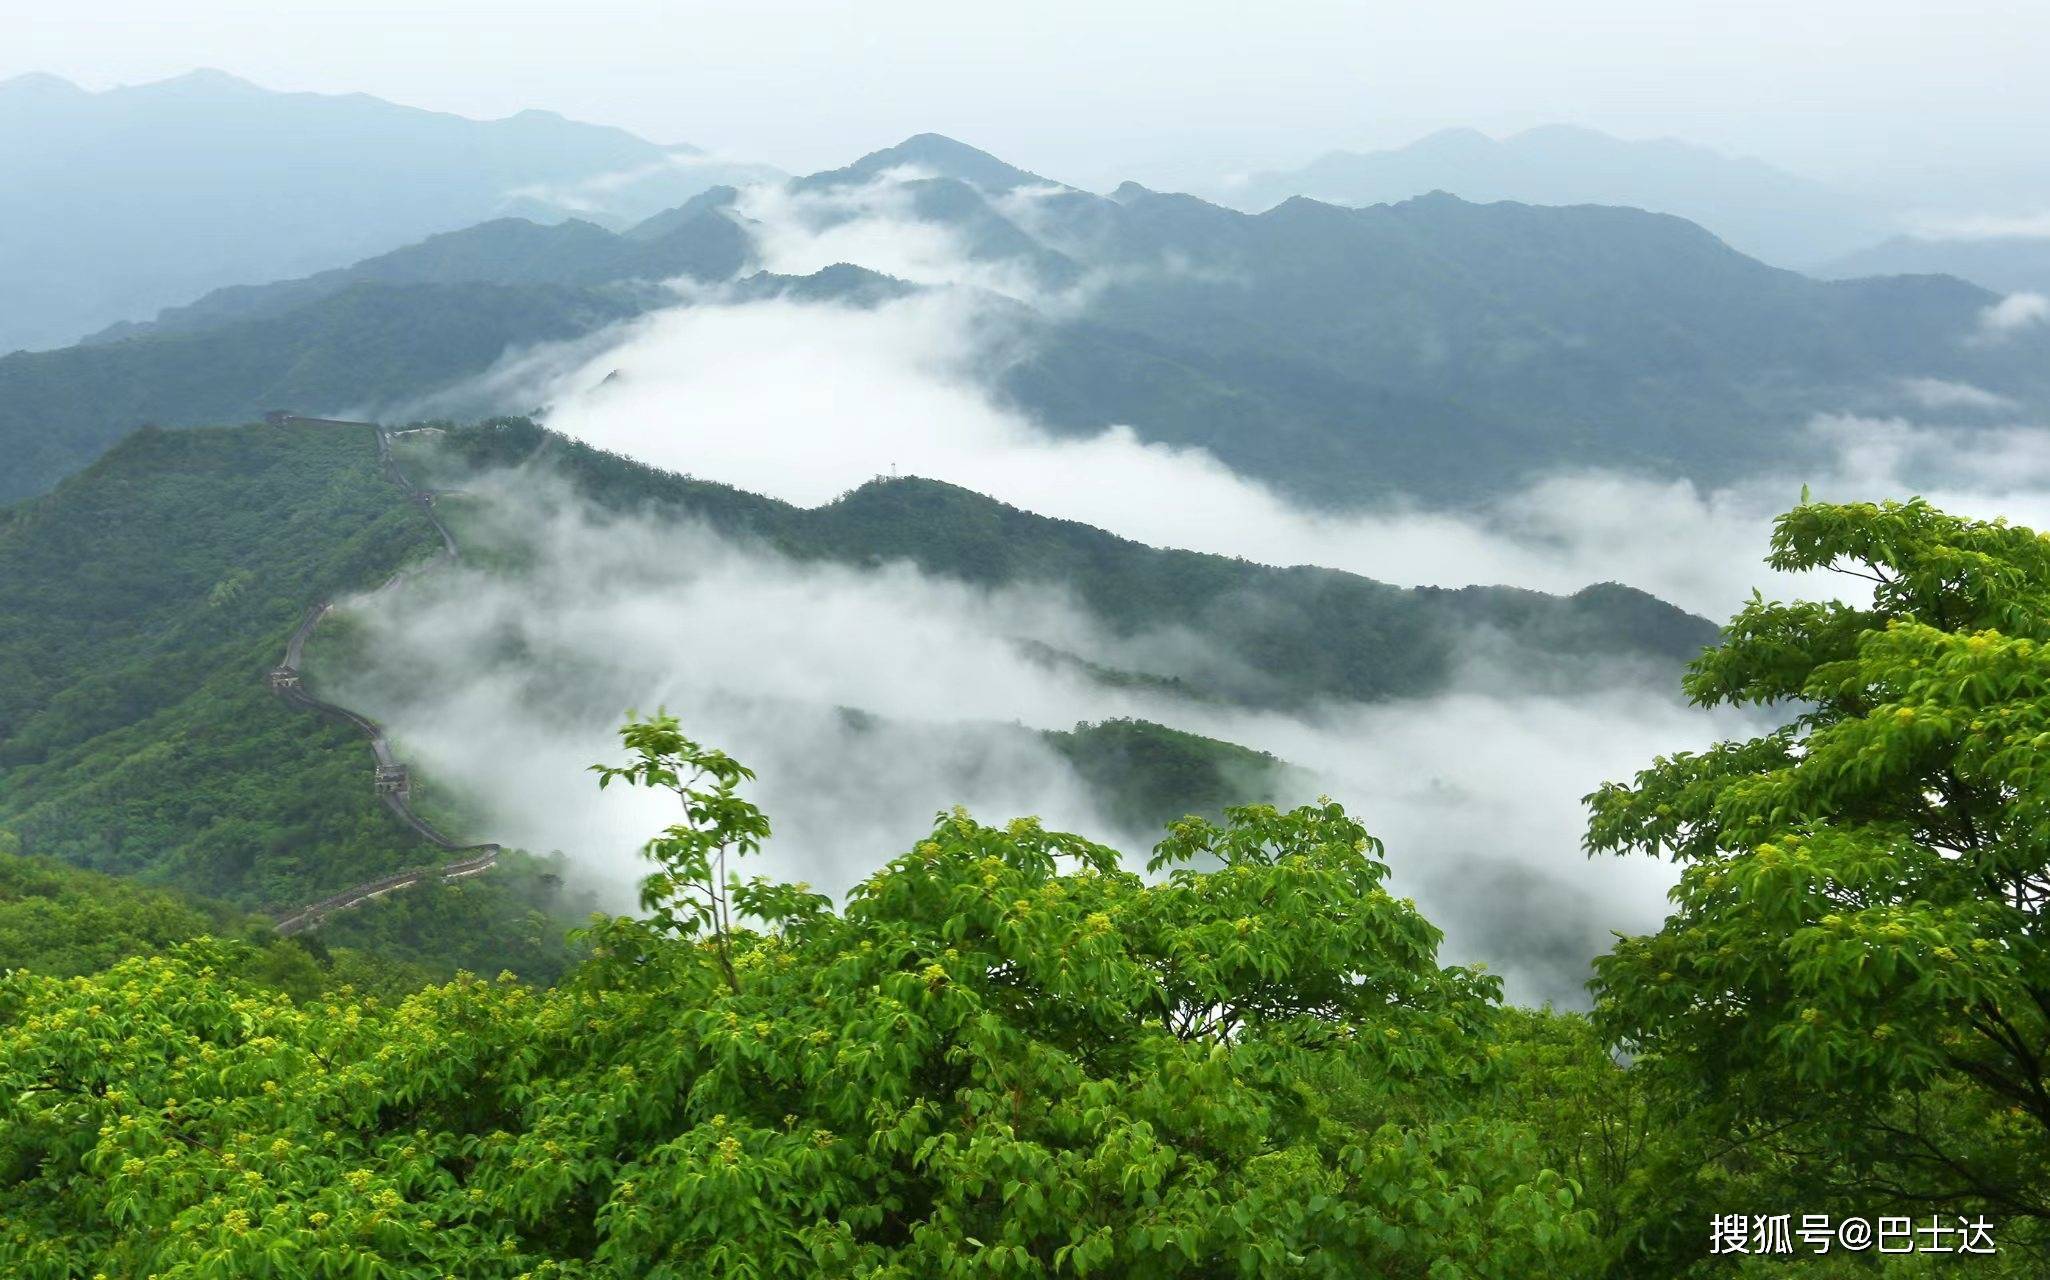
[1586,498,2050,1236]
[0,714,1592,1277]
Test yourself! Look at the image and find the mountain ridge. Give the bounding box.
[1822,233,2050,297]
[6,130,2043,509]
[0,69,779,352]
[0,416,1714,916]
[412,417,1720,709]
[1215,123,1886,267]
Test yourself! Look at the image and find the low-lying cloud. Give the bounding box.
[335,170,2050,1006]
[733,170,1085,313]
[1906,211,2050,241]
[501,150,785,223]
[325,476,1752,1005]
[1898,376,2017,411]
[532,284,2050,621]
[1980,290,2050,336]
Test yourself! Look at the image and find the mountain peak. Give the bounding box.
[800,133,1053,194]
[873,133,1044,189]
[623,186,741,242]
[1403,126,1498,155]
[1266,193,1352,217]
[0,71,84,98]
[135,68,268,97]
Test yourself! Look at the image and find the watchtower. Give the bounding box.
[267,667,301,691]
[374,764,411,798]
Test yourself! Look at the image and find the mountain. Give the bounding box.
[792,131,1056,194]
[0,69,779,352]
[10,133,2044,509]
[781,141,2040,499]
[0,421,448,902]
[0,417,629,982]
[1002,183,2044,502]
[0,190,763,502]
[85,207,752,344]
[0,417,1712,917]
[0,280,646,504]
[1215,125,1885,268]
[422,417,1719,708]
[1821,233,2050,297]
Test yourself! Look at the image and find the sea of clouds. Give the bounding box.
[335,169,2050,1004]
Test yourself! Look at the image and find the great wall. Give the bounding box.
[265,417,501,936]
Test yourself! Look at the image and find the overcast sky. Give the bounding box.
[5,0,2046,197]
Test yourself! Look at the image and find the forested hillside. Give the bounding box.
[3,496,2044,1275]
[0,420,686,976]
[0,284,646,504]
[85,203,752,345]
[0,422,447,903]
[0,835,582,992]
[414,418,1717,707]
[0,415,1712,974]
[15,416,1681,926]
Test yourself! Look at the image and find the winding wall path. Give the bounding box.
[266,418,500,936]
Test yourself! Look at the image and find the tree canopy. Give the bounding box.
[1588,497,2050,1225]
[5,495,2049,1276]
[0,715,1595,1277]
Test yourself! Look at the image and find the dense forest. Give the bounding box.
[0,422,445,902]
[2,494,2044,1274]
[0,421,619,980]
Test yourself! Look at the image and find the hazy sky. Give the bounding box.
[6,0,2047,196]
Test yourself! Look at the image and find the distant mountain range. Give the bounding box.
[1213,125,1887,269]
[84,198,752,345]
[1822,234,2050,297]
[6,131,2045,507]
[0,70,779,353]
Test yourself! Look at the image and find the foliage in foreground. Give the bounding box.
[0,825,594,991]
[4,495,2049,1276]
[0,716,1596,1277]
[1588,497,2050,1255]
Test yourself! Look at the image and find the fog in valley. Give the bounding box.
[318,171,2050,1005]
[530,284,2050,619]
[13,3,2050,1264]
[328,473,1742,1007]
